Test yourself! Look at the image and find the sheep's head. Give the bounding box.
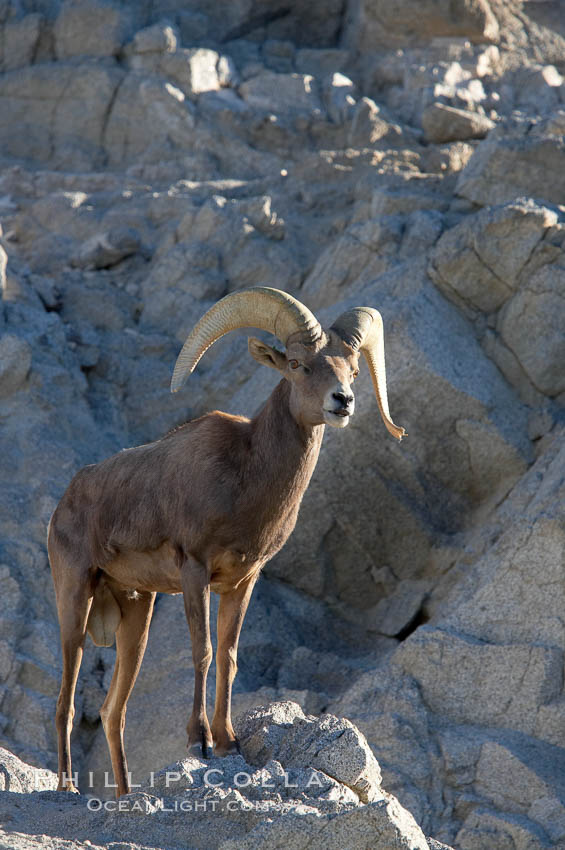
[171,287,405,440]
[247,331,360,429]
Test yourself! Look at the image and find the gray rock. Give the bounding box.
[394,627,562,735]
[174,48,221,97]
[474,740,565,818]
[130,22,178,55]
[1,7,565,849]
[529,797,565,844]
[140,194,300,336]
[543,109,565,137]
[219,798,431,850]
[348,97,391,146]
[2,13,42,72]
[323,72,357,125]
[456,129,565,207]
[345,0,499,51]
[400,209,444,257]
[239,71,324,121]
[217,54,240,88]
[512,64,564,114]
[0,732,431,850]
[261,39,295,74]
[236,701,383,803]
[369,580,430,637]
[429,199,558,313]
[54,0,131,60]
[498,262,565,397]
[129,47,221,99]
[0,62,125,168]
[177,10,210,44]
[70,227,143,270]
[0,334,32,398]
[295,47,349,77]
[422,103,495,143]
[455,808,551,850]
[0,747,57,792]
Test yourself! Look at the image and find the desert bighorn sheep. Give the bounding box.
[49,286,405,797]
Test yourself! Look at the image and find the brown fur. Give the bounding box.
[49,331,360,796]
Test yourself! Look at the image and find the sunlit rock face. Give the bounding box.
[1,1,565,847]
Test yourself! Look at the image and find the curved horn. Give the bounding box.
[171,287,322,392]
[331,307,406,441]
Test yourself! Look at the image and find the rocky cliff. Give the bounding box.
[0,0,564,848]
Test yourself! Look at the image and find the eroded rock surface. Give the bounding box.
[0,705,431,850]
[1,1,565,848]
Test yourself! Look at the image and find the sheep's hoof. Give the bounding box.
[58,782,80,794]
[188,739,213,760]
[215,738,240,757]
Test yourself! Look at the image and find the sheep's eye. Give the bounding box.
[289,359,300,370]
[353,369,359,379]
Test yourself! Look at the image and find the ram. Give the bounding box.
[48,286,405,797]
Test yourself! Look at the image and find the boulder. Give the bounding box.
[0,334,32,398]
[394,627,562,735]
[329,428,565,843]
[54,0,132,60]
[0,729,432,849]
[219,797,431,850]
[473,740,565,818]
[295,47,349,77]
[511,64,564,114]
[70,227,144,270]
[497,262,565,397]
[365,49,493,132]
[348,97,391,146]
[455,808,552,850]
[345,0,499,51]
[127,45,222,98]
[261,39,295,74]
[0,62,125,168]
[130,22,178,55]
[429,199,559,313]
[217,54,240,88]
[104,74,196,166]
[429,198,565,399]
[0,59,211,169]
[456,129,565,207]
[167,48,221,98]
[2,13,43,73]
[239,71,324,122]
[323,72,357,125]
[422,103,495,143]
[236,701,383,803]
[0,747,57,792]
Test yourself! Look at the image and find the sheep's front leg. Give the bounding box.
[212,572,258,755]
[180,555,213,758]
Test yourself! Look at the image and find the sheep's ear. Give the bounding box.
[248,337,287,372]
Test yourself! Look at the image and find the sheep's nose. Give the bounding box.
[333,391,354,407]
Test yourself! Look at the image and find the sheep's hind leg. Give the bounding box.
[52,559,94,793]
[100,588,155,798]
[212,572,258,756]
[180,555,213,759]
